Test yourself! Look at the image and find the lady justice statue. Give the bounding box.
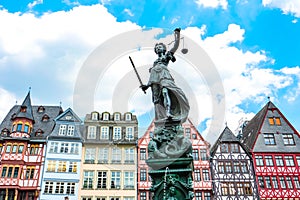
[141,28,190,124]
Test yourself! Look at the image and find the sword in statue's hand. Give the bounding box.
[129,56,148,94]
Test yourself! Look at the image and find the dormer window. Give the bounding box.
[103,113,109,121]
[24,125,29,133]
[1,128,9,136]
[20,106,27,113]
[268,117,281,125]
[35,129,44,136]
[17,124,22,132]
[91,112,98,120]
[125,113,131,121]
[114,113,120,121]
[59,125,67,135]
[42,114,50,122]
[37,106,45,113]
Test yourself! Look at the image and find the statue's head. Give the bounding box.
[154,43,166,54]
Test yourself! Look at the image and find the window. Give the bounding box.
[258,176,264,188]
[225,162,232,173]
[265,155,274,166]
[111,171,121,189]
[103,113,109,120]
[124,198,134,200]
[125,113,131,121]
[255,155,264,166]
[296,156,300,167]
[282,134,295,145]
[30,144,39,155]
[204,192,211,200]
[44,182,54,194]
[70,143,79,154]
[66,183,75,194]
[285,156,295,166]
[97,171,107,189]
[67,125,75,136]
[268,117,275,125]
[25,167,35,179]
[13,167,19,178]
[218,162,224,173]
[100,126,109,140]
[87,126,96,139]
[83,171,94,189]
[185,128,191,138]
[244,183,252,195]
[24,125,29,133]
[279,177,286,189]
[110,198,120,200]
[237,183,243,195]
[85,148,96,163]
[241,162,248,173]
[195,191,202,200]
[202,169,210,181]
[111,147,121,163]
[49,142,59,153]
[18,145,24,153]
[5,144,11,153]
[98,148,109,163]
[140,148,146,160]
[57,161,67,172]
[194,169,201,181]
[114,113,120,121]
[140,192,147,200]
[1,167,7,177]
[233,162,240,173]
[265,177,271,188]
[294,177,300,188]
[113,127,122,140]
[92,112,98,120]
[97,198,107,200]
[263,133,276,145]
[47,161,56,172]
[68,162,77,173]
[269,117,281,125]
[231,143,239,153]
[126,127,134,140]
[221,182,229,195]
[82,198,92,200]
[125,148,134,163]
[200,149,208,161]
[192,149,199,160]
[60,143,69,153]
[140,169,147,181]
[59,125,67,135]
[17,124,22,131]
[220,143,229,153]
[12,145,17,153]
[55,182,65,194]
[271,176,279,189]
[286,176,293,188]
[124,171,134,189]
[7,167,13,178]
[275,117,281,125]
[275,156,284,166]
[192,133,197,139]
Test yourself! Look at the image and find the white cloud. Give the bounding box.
[27,0,43,10]
[195,0,228,9]
[123,8,134,17]
[262,0,300,18]
[0,88,16,122]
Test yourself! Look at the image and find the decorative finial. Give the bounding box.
[29,86,31,91]
[225,121,228,127]
[267,96,270,101]
[15,100,18,105]
[59,101,62,107]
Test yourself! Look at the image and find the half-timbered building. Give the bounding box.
[40,108,83,200]
[210,126,259,200]
[240,101,300,199]
[0,92,63,200]
[137,119,212,200]
[79,111,138,200]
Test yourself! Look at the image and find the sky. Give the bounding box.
[0,0,300,144]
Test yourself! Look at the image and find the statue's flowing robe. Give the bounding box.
[148,52,190,123]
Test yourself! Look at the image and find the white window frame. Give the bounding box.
[87,126,96,139]
[67,125,75,136]
[103,113,109,120]
[92,112,98,120]
[113,127,122,140]
[125,113,131,121]
[125,148,134,163]
[111,147,121,163]
[100,126,109,140]
[49,142,59,153]
[110,171,121,189]
[85,148,96,163]
[114,113,120,121]
[98,148,108,163]
[125,127,134,140]
[59,125,67,135]
[124,171,134,189]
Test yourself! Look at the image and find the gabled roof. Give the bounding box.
[211,126,238,155]
[14,91,34,121]
[54,107,82,123]
[0,105,63,140]
[240,101,300,152]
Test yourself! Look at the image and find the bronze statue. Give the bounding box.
[141,28,190,124]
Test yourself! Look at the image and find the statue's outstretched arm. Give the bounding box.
[169,28,181,54]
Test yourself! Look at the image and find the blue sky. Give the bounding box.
[0,0,300,143]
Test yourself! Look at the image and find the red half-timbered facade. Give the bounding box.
[240,101,300,199]
[0,92,62,200]
[137,119,212,200]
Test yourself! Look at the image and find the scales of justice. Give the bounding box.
[129,28,195,200]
